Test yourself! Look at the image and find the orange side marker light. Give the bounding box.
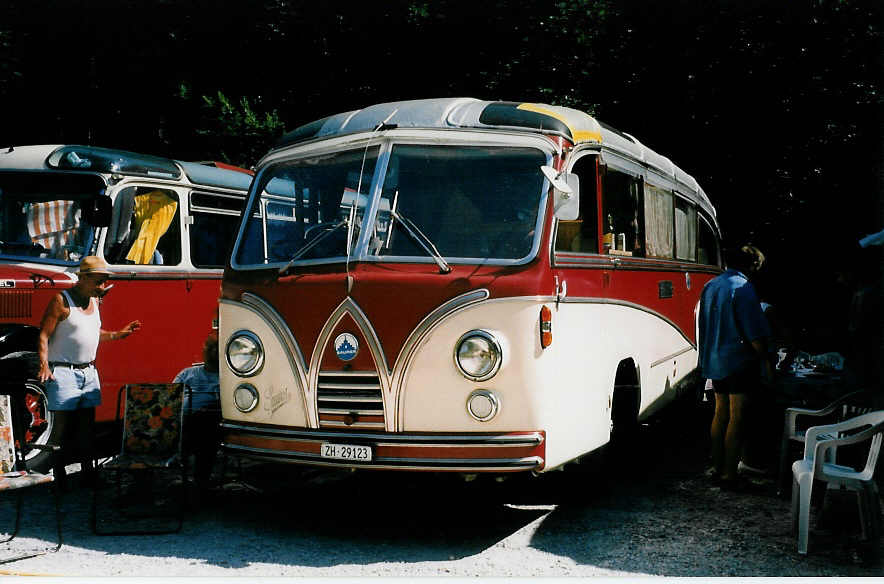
[540,305,552,348]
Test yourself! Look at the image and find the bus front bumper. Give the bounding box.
[220,422,545,472]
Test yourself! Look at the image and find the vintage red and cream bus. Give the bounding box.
[219,98,722,474]
[0,145,251,469]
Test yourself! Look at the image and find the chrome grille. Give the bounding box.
[0,290,32,318]
[317,371,384,429]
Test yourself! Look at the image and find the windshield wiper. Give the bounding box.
[278,219,347,276]
[390,209,451,274]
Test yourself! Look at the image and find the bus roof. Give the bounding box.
[178,161,253,191]
[274,98,715,217]
[0,145,251,192]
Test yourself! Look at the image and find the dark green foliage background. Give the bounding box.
[1,0,881,351]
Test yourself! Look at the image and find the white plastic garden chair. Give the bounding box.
[791,410,884,554]
[778,389,870,495]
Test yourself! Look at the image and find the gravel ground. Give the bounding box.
[1,400,882,578]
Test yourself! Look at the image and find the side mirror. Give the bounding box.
[541,166,579,221]
[84,195,112,227]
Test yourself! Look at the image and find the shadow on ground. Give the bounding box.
[0,397,881,576]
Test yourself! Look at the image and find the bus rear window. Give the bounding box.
[698,215,720,266]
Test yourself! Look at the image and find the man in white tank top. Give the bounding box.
[37,256,141,487]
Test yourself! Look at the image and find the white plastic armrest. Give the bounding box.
[810,418,884,470]
[786,390,866,436]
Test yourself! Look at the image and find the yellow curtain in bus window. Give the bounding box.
[27,200,80,259]
[126,190,177,264]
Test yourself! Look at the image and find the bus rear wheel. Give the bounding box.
[608,361,641,469]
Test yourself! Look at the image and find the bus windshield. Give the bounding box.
[234,143,547,268]
[0,173,102,265]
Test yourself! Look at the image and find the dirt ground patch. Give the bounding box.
[0,397,881,577]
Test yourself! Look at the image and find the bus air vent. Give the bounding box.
[317,370,385,430]
[0,290,32,318]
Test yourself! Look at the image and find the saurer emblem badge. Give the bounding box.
[334,333,359,361]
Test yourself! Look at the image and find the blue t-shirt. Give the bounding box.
[173,365,220,413]
[698,269,771,380]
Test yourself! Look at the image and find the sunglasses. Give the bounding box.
[83,274,110,284]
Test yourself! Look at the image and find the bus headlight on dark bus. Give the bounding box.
[454,330,502,381]
[226,331,264,376]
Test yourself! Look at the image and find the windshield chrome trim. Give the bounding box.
[230,132,556,272]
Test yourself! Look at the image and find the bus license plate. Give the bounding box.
[320,443,372,462]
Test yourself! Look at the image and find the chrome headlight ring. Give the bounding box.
[466,389,500,422]
[226,330,265,377]
[454,329,503,382]
[233,383,260,413]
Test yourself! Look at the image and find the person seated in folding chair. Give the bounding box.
[173,332,220,490]
[37,256,142,488]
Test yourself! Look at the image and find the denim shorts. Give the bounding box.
[46,364,102,411]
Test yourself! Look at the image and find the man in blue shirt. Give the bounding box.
[699,244,772,488]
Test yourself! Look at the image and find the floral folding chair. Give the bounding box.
[0,393,62,563]
[91,383,189,535]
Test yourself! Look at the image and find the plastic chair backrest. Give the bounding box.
[0,395,15,473]
[120,383,184,459]
[803,410,884,458]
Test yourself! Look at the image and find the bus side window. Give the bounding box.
[674,197,697,261]
[189,192,245,268]
[602,167,643,256]
[698,214,720,266]
[555,155,599,253]
[643,182,673,259]
[105,187,181,265]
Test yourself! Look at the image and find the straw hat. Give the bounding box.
[77,256,111,275]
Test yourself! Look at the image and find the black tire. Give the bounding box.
[610,383,640,446]
[608,361,641,473]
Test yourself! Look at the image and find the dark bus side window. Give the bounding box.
[189,192,245,268]
[602,167,643,256]
[698,214,720,266]
[105,186,181,265]
[555,155,599,253]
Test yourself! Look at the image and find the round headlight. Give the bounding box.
[233,383,259,413]
[226,331,264,376]
[454,330,502,381]
[467,389,500,422]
